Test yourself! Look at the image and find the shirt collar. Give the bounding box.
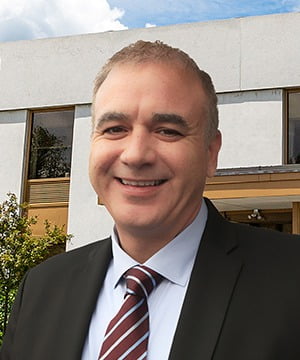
[111,200,208,288]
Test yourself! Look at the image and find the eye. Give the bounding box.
[100,125,128,139]
[103,126,127,135]
[156,128,183,137]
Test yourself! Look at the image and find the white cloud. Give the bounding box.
[0,0,127,42]
[1,0,299,42]
[145,22,156,28]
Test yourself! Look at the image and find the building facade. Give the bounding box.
[0,12,299,249]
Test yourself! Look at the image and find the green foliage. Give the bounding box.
[0,192,72,343]
[0,289,16,347]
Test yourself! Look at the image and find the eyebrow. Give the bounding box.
[95,112,129,128]
[95,111,189,129]
[152,113,189,129]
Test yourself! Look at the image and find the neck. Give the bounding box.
[115,201,204,263]
[116,227,175,263]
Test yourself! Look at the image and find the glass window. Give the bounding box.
[288,91,300,164]
[28,109,74,179]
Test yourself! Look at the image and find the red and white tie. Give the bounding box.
[98,265,162,360]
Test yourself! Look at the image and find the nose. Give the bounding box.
[120,129,156,168]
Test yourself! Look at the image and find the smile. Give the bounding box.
[117,178,166,187]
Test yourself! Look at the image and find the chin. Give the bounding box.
[115,213,161,231]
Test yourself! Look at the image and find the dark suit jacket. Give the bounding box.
[2,199,300,359]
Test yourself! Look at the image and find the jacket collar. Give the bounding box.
[169,198,243,360]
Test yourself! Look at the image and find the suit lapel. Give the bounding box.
[60,238,113,359]
[169,199,243,360]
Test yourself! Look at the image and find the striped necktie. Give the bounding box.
[98,265,162,360]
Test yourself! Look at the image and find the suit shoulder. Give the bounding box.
[28,237,112,277]
[230,220,300,244]
[226,220,300,264]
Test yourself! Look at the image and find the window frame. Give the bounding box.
[285,89,300,165]
[25,106,75,181]
[23,106,75,207]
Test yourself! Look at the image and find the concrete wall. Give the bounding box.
[0,110,27,202]
[0,12,300,111]
[218,89,283,168]
[67,105,113,249]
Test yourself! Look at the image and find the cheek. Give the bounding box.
[182,152,209,185]
[89,149,101,177]
[174,145,206,170]
[89,149,111,197]
[89,143,116,174]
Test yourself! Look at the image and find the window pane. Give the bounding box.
[288,92,300,164]
[29,109,74,179]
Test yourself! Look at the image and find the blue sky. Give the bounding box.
[0,0,299,42]
[109,0,300,28]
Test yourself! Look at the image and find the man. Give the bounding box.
[1,40,300,360]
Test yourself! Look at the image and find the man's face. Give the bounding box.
[89,62,221,240]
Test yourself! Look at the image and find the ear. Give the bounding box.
[207,130,222,178]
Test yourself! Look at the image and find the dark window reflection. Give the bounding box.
[29,110,74,179]
[288,92,300,164]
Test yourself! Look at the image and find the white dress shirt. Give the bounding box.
[82,201,207,360]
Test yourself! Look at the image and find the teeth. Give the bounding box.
[120,179,163,186]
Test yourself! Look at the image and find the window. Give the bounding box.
[28,109,74,179]
[287,91,300,164]
[25,108,74,236]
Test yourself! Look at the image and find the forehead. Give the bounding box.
[94,62,207,124]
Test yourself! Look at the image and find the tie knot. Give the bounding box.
[124,265,162,298]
